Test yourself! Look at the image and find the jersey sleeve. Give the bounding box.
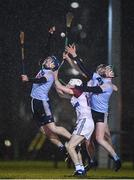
[33,70,53,83]
[72,56,93,79]
[75,85,103,94]
[29,77,47,83]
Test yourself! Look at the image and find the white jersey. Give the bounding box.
[71,92,94,140]
[89,73,113,113]
[31,69,54,101]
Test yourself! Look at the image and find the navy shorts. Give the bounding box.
[91,109,108,124]
[31,98,54,127]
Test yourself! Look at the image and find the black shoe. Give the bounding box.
[114,159,121,171]
[85,160,98,172]
[73,170,86,176]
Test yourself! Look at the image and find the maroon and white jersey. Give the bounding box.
[71,92,92,122]
[71,92,94,140]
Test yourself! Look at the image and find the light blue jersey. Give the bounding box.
[31,69,54,101]
[89,73,113,113]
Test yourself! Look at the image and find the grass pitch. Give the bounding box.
[0,161,133,179]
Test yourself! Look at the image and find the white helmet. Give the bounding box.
[68,78,82,86]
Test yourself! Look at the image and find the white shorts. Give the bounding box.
[73,117,94,140]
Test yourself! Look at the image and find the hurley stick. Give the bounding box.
[58,12,74,71]
[20,31,25,74]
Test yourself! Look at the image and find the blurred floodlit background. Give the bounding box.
[0,0,133,169]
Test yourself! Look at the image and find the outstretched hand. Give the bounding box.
[63,52,70,60]
[21,75,29,82]
[65,44,77,57]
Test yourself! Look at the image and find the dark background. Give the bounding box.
[0,0,133,161]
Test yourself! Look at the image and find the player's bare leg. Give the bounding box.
[104,124,113,146]
[95,122,121,171]
[77,150,85,172]
[66,134,85,175]
[85,134,98,171]
[95,122,116,156]
[41,126,63,147]
[43,122,71,139]
[86,125,113,159]
[85,133,96,160]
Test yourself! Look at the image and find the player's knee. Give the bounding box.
[66,143,75,152]
[49,125,58,134]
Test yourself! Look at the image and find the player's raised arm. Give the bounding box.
[75,84,103,94]
[75,81,118,94]
[63,51,86,77]
[65,44,92,79]
[53,70,74,96]
[44,26,56,57]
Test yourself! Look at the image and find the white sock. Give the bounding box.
[75,164,82,171]
[80,165,84,171]
[113,154,120,161]
[58,144,64,148]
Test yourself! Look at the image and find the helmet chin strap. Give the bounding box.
[99,74,115,78]
[100,74,106,78]
[103,74,115,78]
[98,70,115,78]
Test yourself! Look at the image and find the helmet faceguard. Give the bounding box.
[50,56,60,71]
[67,78,83,86]
[105,65,115,78]
[96,64,107,77]
[39,56,60,71]
[96,64,115,78]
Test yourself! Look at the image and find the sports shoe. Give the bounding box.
[85,160,98,172]
[73,169,86,176]
[114,159,121,171]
